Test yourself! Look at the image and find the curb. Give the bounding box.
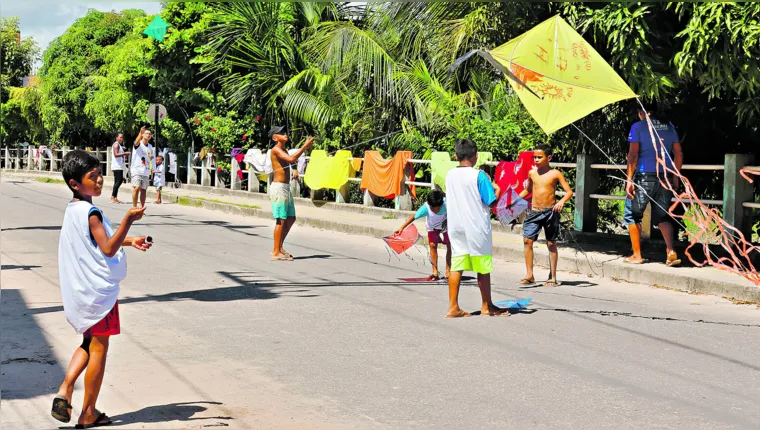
[5,171,759,303]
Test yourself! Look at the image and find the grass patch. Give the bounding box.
[36,177,65,185]
[176,196,260,210]
[381,212,397,220]
[177,197,203,207]
[207,198,260,209]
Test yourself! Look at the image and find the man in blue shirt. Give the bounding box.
[624,108,683,266]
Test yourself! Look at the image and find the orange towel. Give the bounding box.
[360,151,416,199]
[351,158,363,172]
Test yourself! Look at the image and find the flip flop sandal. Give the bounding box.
[543,280,562,287]
[270,255,294,261]
[519,278,535,285]
[51,396,73,423]
[623,257,644,264]
[425,275,440,282]
[482,309,511,317]
[666,254,681,267]
[74,412,112,429]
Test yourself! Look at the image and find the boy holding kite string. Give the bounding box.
[518,144,574,287]
[445,139,508,318]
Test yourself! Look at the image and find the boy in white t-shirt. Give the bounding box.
[395,189,450,281]
[51,150,152,428]
[445,139,507,318]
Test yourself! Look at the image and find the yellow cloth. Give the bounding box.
[304,150,353,190]
[431,152,493,191]
[489,16,636,134]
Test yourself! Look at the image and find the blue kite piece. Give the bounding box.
[494,298,532,309]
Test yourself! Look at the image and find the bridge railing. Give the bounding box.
[3,146,755,240]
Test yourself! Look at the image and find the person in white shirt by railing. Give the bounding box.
[110,132,129,204]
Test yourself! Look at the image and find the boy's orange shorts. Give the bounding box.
[84,301,121,337]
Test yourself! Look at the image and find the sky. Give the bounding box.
[1,1,163,69]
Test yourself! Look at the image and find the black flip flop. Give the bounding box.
[51,396,73,423]
[74,412,112,429]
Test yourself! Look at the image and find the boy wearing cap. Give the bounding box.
[268,126,314,261]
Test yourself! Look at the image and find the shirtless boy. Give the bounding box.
[518,144,574,286]
[268,126,314,261]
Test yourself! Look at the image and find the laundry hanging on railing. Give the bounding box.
[360,151,416,199]
[430,151,493,191]
[494,151,535,197]
[243,148,299,176]
[304,150,354,191]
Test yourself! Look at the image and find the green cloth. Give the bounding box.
[144,16,169,42]
[304,150,353,190]
[431,151,493,191]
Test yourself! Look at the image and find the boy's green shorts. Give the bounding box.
[451,254,493,274]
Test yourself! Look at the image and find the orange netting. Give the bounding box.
[641,113,760,285]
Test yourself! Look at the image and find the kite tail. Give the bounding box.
[637,99,760,285]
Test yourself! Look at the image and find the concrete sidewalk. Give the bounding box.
[5,169,760,303]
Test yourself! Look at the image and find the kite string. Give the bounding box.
[572,101,760,285]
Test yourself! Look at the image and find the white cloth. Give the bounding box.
[243,148,299,174]
[130,143,151,177]
[111,142,126,171]
[58,201,126,334]
[445,167,492,257]
[168,152,177,175]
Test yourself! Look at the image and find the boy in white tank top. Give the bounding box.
[51,151,153,427]
[444,139,508,318]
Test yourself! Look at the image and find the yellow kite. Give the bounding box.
[453,16,636,134]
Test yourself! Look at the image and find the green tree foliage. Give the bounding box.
[0,17,40,144]
[40,9,144,144]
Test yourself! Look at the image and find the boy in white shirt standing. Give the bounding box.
[445,139,508,318]
[51,150,152,428]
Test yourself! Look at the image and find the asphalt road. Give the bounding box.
[3,178,760,429]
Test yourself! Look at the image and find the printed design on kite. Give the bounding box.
[572,42,592,71]
[534,45,549,63]
[536,83,567,101]
[510,64,544,90]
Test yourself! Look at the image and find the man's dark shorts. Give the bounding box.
[523,208,560,241]
[624,172,673,226]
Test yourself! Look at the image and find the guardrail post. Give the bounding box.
[248,167,259,193]
[290,178,300,199]
[201,156,209,186]
[363,190,377,207]
[641,206,653,240]
[3,147,8,169]
[231,157,241,190]
[574,154,599,232]
[187,152,196,184]
[395,163,413,211]
[106,148,113,176]
[336,182,350,204]
[724,153,755,239]
[26,148,33,170]
[50,148,57,172]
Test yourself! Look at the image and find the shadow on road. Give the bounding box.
[1,264,42,271]
[107,401,232,428]
[2,225,62,232]
[0,289,65,400]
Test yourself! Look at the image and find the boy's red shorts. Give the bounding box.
[427,230,450,245]
[84,301,120,337]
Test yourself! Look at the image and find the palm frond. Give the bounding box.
[304,22,399,105]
